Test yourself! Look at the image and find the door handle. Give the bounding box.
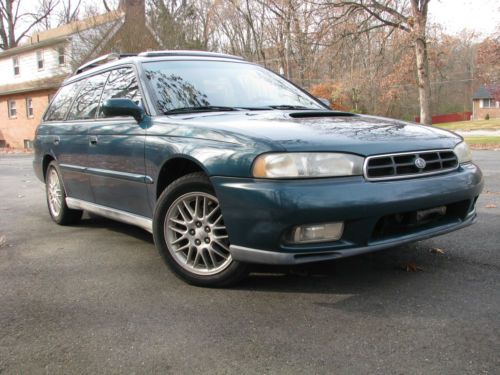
[89,136,98,146]
[53,136,60,145]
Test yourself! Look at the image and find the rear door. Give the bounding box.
[87,66,150,217]
[42,80,94,201]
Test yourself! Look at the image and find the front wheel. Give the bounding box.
[153,172,248,287]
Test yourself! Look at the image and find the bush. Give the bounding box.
[309,82,349,111]
[485,113,490,120]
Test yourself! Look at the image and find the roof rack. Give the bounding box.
[138,50,243,61]
[75,53,137,75]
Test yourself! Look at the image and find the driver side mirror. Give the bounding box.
[102,98,145,122]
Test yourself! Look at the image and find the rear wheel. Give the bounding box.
[153,172,248,287]
[45,161,82,225]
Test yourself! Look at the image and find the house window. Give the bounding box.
[8,100,17,118]
[26,98,34,118]
[37,50,44,70]
[0,140,6,148]
[13,57,20,75]
[23,139,34,149]
[481,99,497,108]
[58,47,65,65]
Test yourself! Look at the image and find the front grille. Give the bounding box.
[364,150,458,181]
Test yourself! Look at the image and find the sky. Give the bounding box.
[17,0,500,39]
[429,0,500,36]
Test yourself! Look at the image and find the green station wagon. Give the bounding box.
[33,51,483,286]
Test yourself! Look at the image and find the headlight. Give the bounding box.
[252,152,364,178]
[454,142,472,164]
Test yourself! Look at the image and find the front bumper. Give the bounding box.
[211,163,483,265]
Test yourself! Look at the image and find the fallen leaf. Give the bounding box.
[485,204,497,208]
[431,247,446,254]
[0,235,6,248]
[484,190,500,195]
[400,262,423,272]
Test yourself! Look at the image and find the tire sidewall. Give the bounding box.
[153,173,246,287]
[45,162,66,224]
[45,161,82,225]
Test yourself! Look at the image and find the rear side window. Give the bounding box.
[98,67,141,117]
[44,82,82,121]
[67,72,109,120]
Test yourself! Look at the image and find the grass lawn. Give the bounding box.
[435,118,500,131]
[463,136,500,145]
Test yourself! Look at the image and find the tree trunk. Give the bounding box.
[415,36,432,124]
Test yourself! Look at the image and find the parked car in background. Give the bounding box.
[33,51,483,286]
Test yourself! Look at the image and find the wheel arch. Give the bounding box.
[42,154,56,180]
[156,155,210,199]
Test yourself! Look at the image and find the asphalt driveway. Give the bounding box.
[0,151,499,374]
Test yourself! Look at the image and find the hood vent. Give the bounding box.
[288,111,356,118]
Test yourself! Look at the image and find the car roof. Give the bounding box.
[63,50,247,85]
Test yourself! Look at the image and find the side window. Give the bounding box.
[67,72,109,120]
[44,82,82,121]
[98,67,141,117]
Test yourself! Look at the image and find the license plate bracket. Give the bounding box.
[416,206,447,222]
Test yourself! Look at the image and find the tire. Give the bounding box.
[153,172,248,287]
[45,161,83,225]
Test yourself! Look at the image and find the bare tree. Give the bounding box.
[0,0,58,49]
[316,0,432,124]
[57,0,83,25]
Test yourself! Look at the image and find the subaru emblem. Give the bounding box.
[414,157,426,169]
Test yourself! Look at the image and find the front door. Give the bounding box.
[86,67,151,218]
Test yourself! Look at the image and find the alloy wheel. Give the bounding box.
[164,192,232,275]
[47,168,63,217]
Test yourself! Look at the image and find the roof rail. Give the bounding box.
[75,53,137,75]
[138,50,244,61]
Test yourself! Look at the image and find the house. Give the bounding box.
[0,0,158,150]
[472,84,500,120]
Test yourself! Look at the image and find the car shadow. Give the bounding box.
[78,214,154,244]
[237,247,427,292]
[75,214,445,297]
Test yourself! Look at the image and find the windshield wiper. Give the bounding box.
[270,105,313,110]
[164,106,242,115]
[243,105,315,110]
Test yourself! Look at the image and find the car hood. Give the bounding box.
[154,110,462,155]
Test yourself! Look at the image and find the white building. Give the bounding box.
[0,0,157,149]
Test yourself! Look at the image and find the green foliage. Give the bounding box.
[401,114,415,122]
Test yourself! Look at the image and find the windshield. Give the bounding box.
[142,60,323,114]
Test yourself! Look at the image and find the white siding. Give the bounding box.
[0,16,124,85]
[0,44,73,85]
[69,20,124,67]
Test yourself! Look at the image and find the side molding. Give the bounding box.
[66,198,153,233]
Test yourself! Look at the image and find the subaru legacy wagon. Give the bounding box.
[33,51,483,286]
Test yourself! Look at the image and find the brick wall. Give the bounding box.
[473,100,500,120]
[0,89,56,149]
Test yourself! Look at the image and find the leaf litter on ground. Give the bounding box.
[399,262,423,272]
[430,247,446,255]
